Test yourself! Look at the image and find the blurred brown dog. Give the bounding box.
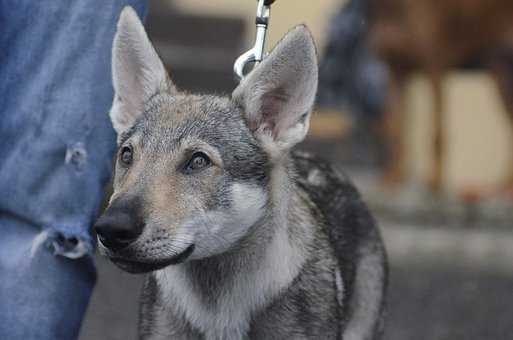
[369,0,513,196]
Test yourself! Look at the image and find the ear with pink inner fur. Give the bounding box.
[232,25,318,152]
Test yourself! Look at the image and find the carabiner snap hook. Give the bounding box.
[234,0,271,81]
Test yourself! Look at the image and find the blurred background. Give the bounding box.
[80,1,513,339]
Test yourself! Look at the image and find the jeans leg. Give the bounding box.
[0,216,96,339]
[0,1,147,339]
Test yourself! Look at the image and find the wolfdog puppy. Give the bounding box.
[95,7,387,340]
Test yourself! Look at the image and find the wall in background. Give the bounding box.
[171,0,341,51]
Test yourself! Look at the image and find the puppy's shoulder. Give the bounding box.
[292,150,381,306]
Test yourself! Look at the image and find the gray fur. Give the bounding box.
[98,6,387,340]
[110,6,176,138]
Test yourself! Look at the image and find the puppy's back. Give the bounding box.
[293,151,387,337]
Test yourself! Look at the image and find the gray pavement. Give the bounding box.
[79,255,142,340]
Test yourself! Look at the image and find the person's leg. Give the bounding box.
[0,1,146,338]
[0,217,96,339]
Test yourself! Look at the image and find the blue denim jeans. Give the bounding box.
[0,1,146,338]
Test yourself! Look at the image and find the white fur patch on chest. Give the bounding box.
[154,223,308,340]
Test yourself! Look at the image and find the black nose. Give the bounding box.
[94,208,144,251]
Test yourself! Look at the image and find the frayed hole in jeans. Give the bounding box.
[30,230,88,259]
[65,142,88,171]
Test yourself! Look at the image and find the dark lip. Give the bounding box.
[109,244,195,274]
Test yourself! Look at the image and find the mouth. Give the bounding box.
[107,244,195,274]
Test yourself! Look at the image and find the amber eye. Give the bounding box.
[120,145,133,166]
[185,152,211,173]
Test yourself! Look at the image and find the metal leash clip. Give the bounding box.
[234,0,274,81]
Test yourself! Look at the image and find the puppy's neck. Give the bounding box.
[154,160,314,335]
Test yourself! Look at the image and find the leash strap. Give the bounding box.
[234,0,275,81]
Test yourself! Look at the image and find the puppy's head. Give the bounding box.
[95,6,318,273]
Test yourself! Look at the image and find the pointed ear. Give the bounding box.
[110,6,177,137]
[232,25,318,154]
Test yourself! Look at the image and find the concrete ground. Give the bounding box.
[382,223,513,340]
[79,220,513,340]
